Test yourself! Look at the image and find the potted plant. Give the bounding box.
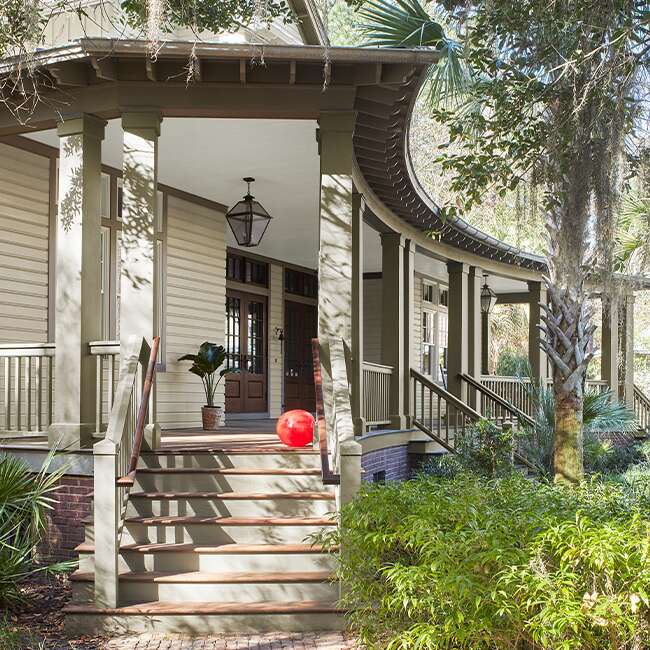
[178,342,230,430]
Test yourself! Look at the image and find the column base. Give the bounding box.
[389,414,410,430]
[339,438,362,506]
[48,422,96,450]
[353,416,366,437]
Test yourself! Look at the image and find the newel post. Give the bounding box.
[93,438,119,608]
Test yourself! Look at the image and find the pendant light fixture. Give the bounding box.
[480,274,498,314]
[225,177,272,247]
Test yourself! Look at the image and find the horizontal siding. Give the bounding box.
[363,278,382,364]
[156,196,226,429]
[0,143,51,431]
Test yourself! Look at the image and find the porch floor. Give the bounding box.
[160,419,283,451]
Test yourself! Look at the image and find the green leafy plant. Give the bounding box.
[0,451,75,607]
[321,473,650,649]
[520,381,640,476]
[178,341,230,407]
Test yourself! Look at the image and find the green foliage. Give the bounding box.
[178,341,230,407]
[0,451,74,607]
[120,0,294,37]
[520,381,641,476]
[495,349,529,377]
[322,473,650,649]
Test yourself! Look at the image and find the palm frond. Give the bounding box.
[358,0,473,109]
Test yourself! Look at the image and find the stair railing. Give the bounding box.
[312,337,356,484]
[460,373,536,429]
[92,335,159,609]
[411,368,482,453]
[634,385,650,433]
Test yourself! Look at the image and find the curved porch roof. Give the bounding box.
[0,39,544,273]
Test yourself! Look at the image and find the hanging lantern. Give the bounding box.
[225,177,272,247]
[480,275,498,314]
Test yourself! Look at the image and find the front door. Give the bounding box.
[284,300,317,412]
[225,291,267,413]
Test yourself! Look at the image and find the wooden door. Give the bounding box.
[284,300,317,413]
[225,291,267,413]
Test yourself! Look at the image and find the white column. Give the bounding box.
[351,191,365,434]
[403,239,415,423]
[120,112,161,357]
[381,232,406,428]
[528,280,549,382]
[49,114,106,449]
[447,261,469,402]
[468,266,483,410]
[601,295,619,393]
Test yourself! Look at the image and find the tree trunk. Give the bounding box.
[553,386,584,484]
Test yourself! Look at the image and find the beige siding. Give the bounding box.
[268,264,284,417]
[156,196,226,429]
[0,143,50,344]
[363,277,383,364]
[0,144,51,431]
[413,275,423,372]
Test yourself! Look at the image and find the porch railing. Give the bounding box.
[0,343,55,438]
[480,375,610,418]
[90,340,120,434]
[634,385,650,433]
[362,361,393,427]
[93,335,158,609]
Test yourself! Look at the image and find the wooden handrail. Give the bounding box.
[460,373,536,428]
[410,368,482,420]
[634,384,650,409]
[118,336,160,486]
[311,338,340,486]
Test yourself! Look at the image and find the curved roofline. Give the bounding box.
[353,65,547,272]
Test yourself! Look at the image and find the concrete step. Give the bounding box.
[120,516,336,546]
[133,467,326,493]
[71,570,338,603]
[76,542,337,574]
[126,491,335,518]
[64,600,345,635]
[140,450,320,470]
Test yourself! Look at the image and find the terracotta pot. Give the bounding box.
[201,406,223,431]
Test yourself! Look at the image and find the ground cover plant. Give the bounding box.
[0,450,73,606]
[322,472,650,649]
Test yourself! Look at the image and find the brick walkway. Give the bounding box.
[104,632,357,649]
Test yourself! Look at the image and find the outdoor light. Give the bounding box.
[225,177,272,247]
[480,274,498,314]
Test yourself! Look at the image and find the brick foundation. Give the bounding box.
[40,475,93,562]
[361,444,410,483]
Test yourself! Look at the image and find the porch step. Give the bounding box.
[140,451,320,470]
[128,491,335,518]
[71,570,337,602]
[64,600,345,635]
[119,515,335,546]
[134,467,326,492]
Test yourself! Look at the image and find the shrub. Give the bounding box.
[321,473,650,649]
[495,349,529,377]
[0,451,74,606]
[423,418,518,478]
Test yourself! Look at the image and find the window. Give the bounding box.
[227,253,269,287]
[420,280,448,383]
[421,310,436,377]
[100,173,110,219]
[100,227,110,339]
[285,268,317,298]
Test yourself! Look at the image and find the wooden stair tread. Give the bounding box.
[75,542,337,554]
[71,570,334,584]
[64,600,343,616]
[128,491,335,500]
[125,515,336,526]
[137,467,321,475]
[146,447,319,455]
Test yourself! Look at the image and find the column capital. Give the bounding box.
[121,111,162,136]
[380,231,405,248]
[447,260,469,275]
[57,114,106,140]
[527,278,545,290]
[469,265,483,278]
[318,111,356,133]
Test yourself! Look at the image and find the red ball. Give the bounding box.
[276,410,315,448]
